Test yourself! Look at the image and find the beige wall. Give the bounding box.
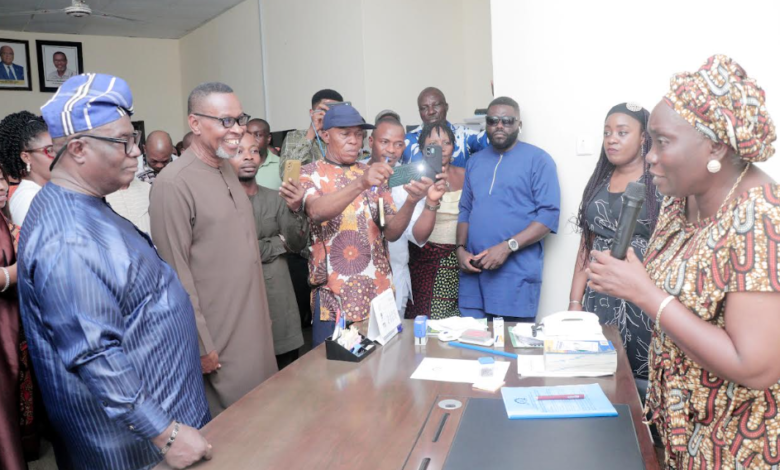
[491,0,780,317]
[179,0,266,123]
[259,0,368,131]
[0,30,185,138]
[261,0,493,131]
[2,0,493,141]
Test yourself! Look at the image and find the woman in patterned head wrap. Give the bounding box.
[587,55,780,469]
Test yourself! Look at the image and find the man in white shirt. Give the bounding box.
[45,52,77,83]
[105,179,152,234]
[366,116,429,317]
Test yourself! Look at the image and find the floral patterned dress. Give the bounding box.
[644,184,780,469]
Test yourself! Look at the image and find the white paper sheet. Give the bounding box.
[411,357,511,383]
[516,355,613,378]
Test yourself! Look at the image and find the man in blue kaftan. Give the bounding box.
[17,74,212,470]
[456,97,560,320]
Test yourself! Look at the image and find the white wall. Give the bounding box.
[179,0,266,121]
[260,0,493,131]
[491,0,780,316]
[0,30,184,138]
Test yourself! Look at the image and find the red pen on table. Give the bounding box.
[537,394,585,401]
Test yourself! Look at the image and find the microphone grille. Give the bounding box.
[625,181,646,202]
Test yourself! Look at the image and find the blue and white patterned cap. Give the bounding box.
[41,73,134,139]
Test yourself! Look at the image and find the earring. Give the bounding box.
[707,160,721,173]
[25,162,31,174]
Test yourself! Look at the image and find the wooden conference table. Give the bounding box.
[156,321,659,469]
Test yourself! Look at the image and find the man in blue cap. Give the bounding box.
[17,73,212,470]
[296,104,429,347]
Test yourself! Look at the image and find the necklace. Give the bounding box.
[697,163,751,222]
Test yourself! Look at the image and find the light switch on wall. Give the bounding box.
[576,136,593,156]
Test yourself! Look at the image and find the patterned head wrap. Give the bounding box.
[664,54,776,162]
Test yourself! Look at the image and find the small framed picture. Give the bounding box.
[36,40,84,93]
[0,38,32,91]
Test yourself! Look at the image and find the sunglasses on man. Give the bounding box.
[485,116,520,127]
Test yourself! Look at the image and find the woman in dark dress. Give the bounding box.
[568,103,661,380]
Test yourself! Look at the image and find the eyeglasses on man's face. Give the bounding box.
[78,130,141,154]
[486,116,520,127]
[194,113,250,129]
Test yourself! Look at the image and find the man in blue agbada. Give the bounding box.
[17,73,212,470]
[456,96,560,320]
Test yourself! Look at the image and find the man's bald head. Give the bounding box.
[145,130,174,173]
[181,131,194,151]
[417,87,448,124]
[418,87,445,103]
[0,46,14,66]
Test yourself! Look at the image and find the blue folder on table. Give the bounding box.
[500,383,617,419]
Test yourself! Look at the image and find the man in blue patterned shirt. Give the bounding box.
[17,74,212,470]
[402,86,489,168]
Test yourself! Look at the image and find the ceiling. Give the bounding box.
[0,0,247,39]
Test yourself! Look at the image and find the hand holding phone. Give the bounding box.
[283,160,301,184]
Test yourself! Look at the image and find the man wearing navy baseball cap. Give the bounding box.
[296,104,430,347]
[16,73,212,470]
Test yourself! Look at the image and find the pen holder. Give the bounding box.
[325,335,376,363]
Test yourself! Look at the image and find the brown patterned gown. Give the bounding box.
[644,184,780,469]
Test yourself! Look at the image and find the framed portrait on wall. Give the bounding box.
[0,38,32,91]
[36,40,83,93]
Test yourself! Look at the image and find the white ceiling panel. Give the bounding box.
[0,0,246,39]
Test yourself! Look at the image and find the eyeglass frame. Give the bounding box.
[485,115,520,127]
[193,112,251,129]
[77,130,141,154]
[49,130,140,171]
[23,145,56,159]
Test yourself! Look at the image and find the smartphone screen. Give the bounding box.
[423,145,443,176]
[283,160,301,184]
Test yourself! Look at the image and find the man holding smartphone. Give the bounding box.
[278,89,344,179]
[299,106,426,347]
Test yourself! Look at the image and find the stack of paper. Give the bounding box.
[543,339,617,375]
[500,383,618,419]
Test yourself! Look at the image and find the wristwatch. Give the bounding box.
[425,201,441,212]
[506,238,519,252]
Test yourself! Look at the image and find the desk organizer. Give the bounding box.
[325,336,376,363]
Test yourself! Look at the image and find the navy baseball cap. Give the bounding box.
[322,105,375,131]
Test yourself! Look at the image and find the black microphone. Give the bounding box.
[611,181,646,260]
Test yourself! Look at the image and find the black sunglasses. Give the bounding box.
[486,116,520,127]
[194,113,250,128]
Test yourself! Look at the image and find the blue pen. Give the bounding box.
[448,341,519,359]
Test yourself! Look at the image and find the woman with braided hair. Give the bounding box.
[568,102,662,382]
[588,55,780,469]
[0,111,52,226]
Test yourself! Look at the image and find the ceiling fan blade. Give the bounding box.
[90,10,140,22]
[0,9,66,17]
